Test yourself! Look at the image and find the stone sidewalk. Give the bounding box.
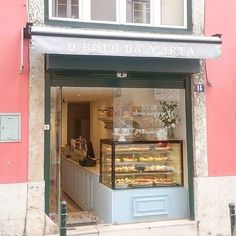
[47,219,198,236]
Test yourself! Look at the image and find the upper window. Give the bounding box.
[49,0,187,28]
[126,0,151,24]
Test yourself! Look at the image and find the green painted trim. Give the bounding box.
[46,55,200,74]
[45,19,192,34]
[44,72,51,215]
[45,70,195,220]
[50,72,186,89]
[187,0,193,31]
[52,70,186,79]
[44,0,49,25]
[51,78,185,89]
[185,77,195,220]
[44,0,192,33]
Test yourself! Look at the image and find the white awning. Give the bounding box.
[29,26,222,59]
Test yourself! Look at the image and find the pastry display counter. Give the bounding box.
[61,139,187,224]
[100,139,183,189]
[99,139,188,224]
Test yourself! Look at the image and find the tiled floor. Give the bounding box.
[67,211,104,226]
[62,191,83,212]
[49,188,104,226]
[63,192,104,225]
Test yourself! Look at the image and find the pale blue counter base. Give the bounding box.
[94,182,189,224]
[61,158,189,224]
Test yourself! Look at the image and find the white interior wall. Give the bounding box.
[90,99,113,159]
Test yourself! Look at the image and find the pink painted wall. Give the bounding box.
[205,0,236,176]
[0,1,28,183]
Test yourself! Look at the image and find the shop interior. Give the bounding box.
[49,86,189,225]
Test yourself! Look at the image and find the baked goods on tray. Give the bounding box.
[144,165,174,172]
[153,156,169,161]
[144,165,166,172]
[115,177,133,188]
[122,157,138,162]
[155,143,170,150]
[154,178,175,185]
[115,165,137,172]
[132,178,153,187]
[139,157,154,162]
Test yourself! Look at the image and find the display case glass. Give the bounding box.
[100,139,183,189]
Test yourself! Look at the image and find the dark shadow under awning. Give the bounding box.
[26,26,222,60]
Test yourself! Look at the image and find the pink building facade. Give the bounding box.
[1,1,236,236]
[0,0,29,234]
[206,0,236,176]
[0,1,28,184]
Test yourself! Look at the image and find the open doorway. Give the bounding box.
[49,87,113,226]
[67,103,90,144]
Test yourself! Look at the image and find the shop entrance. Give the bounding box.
[49,87,114,225]
[46,72,194,226]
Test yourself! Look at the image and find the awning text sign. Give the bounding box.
[32,35,221,59]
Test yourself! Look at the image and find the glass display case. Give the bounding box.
[100,139,183,189]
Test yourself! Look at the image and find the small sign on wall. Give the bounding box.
[0,113,21,142]
[194,83,205,93]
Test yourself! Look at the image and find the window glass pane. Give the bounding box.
[126,0,150,24]
[52,0,79,19]
[112,88,186,187]
[91,0,116,22]
[58,0,66,4]
[58,5,67,18]
[71,0,79,19]
[113,88,186,142]
[71,6,79,19]
[161,0,184,26]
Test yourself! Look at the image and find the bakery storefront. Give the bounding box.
[26,25,221,226]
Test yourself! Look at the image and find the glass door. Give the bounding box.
[49,86,62,224]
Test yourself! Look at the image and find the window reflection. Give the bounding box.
[50,0,186,27]
[53,0,79,19]
[126,0,150,24]
[161,0,184,26]
[91,0,116,22]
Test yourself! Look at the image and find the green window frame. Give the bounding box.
[44,70,195,220]
[45,0,193,33]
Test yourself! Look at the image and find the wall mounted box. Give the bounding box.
[0,113,21,142]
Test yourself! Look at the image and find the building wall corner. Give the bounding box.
[25,181,45,236]
[24,180,59,235]
[191,61,208,178]
[194,176,236,236]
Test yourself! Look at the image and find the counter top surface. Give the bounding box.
[62,155,99,176]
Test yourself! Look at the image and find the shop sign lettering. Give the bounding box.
[67,40,195,58]
[32,35,221,59]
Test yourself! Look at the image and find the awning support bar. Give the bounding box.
[19,28,25,74]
